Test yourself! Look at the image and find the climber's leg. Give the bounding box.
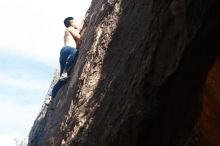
[51,79,66,99]
[59,53,66,76]
[65,48,78,76]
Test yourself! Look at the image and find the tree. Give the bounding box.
[28,0,220,146]
[14,138,27,146]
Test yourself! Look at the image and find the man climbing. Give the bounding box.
[45,17,83,107]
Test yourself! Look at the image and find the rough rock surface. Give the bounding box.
[199,57,220,146]
[28,0,220,146]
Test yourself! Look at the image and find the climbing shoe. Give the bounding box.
[45,96,52,106]
[59,72,70,81]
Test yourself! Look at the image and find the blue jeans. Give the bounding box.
[50,46,78,98]
[59,46,78,76]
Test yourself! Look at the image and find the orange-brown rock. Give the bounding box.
[199,57,220,146]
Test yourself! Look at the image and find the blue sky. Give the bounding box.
[0,0,91,145]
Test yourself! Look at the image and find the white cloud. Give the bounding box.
[0,100,39,130]
[0,99,39,146]
[0,15,64,67]
[0,71,50,92]
[0,134,26,146]
[0,0,91,19]
[0,0,91,67]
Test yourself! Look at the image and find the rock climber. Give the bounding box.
[45,17,84,107]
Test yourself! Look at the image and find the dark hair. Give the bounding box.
[64,17,74,28]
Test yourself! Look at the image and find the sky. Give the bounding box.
[0,0,91,145]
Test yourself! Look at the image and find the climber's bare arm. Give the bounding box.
[67,27,81,42]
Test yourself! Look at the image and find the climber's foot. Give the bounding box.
[47,102,55,110]
[59,72,70,81]
[45,96,52,106]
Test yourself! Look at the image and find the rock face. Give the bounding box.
[199,57,220,146]
[28,0,220,146]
